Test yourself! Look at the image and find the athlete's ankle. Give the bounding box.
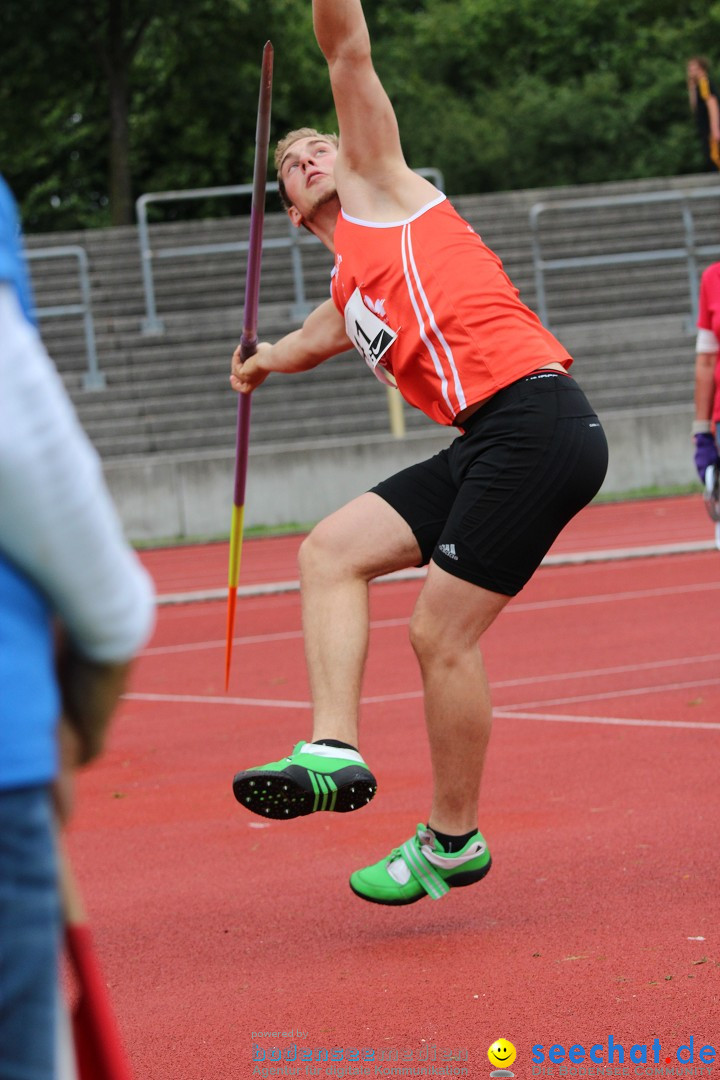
[427,824,479,853]
[312,738,359,752]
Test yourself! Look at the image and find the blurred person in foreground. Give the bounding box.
[230,0,608,906]
[0,174,155,1078]
[687,57,720,171]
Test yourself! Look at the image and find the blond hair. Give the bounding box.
[275,128,339,209]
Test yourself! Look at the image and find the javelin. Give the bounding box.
[225,40,274,690]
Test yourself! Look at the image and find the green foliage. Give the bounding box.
[2,0,720,230]
[378,0,720,190]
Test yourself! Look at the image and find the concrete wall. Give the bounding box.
[103,403,696,543]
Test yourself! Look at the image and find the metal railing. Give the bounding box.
[26,246,104,389]
[135,169,445,334]
[529,185,720,330]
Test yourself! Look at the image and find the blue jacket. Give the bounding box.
[0,176,35,325]
[0,176,58,788]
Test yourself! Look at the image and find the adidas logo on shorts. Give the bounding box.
[438,543,458,561]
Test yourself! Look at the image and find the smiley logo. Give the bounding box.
[488,1040,517,1070]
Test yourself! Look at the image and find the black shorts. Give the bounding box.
[371,370,608,596]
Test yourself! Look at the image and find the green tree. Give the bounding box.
[369,0,720,191]
[3,0,720,231]
[0,0,331,228]
[1,0,171,227]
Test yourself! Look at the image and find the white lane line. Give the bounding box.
[143,574,717,655]
[153,541,718,606]
[122,692,720,732]
[508,579,720,613]
[492,652,720,689]
[141,628,304,656]
[328,662,720,706]
[492,710,720,731]
[139,618,412,656]
[134,652,720,709]
[146,580,720,656]
[155,568,426,606]
[124,673,720,724]
[124,690,422,709]
[498,675,720,711]
[541,540,715,563]
[123,692,311,709]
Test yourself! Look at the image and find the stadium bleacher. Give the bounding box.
[21,172,719,537]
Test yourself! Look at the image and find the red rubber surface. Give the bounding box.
[68,496,720,1079]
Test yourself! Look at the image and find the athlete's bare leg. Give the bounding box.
[298,492,421,746]
[300,495,509,837]
[409,563,510,835]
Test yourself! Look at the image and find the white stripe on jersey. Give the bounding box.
[401,223,467,414]
[400,223,452,413]
[405,225,467,412]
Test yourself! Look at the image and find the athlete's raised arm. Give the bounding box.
[312,0,435,215]
[313,0,401,173]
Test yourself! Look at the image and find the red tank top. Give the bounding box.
[330,194,572,425]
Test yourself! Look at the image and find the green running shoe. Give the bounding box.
[349,823,491,905]
[232,741,377,820]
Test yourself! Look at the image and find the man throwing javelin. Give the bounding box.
[230,0,608,906]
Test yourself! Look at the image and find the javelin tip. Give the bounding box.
[224,586,238,691]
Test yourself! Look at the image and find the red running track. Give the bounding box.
[139,494,717,599]
[67,496,720,1080]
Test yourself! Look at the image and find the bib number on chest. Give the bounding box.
[344,288,398,386]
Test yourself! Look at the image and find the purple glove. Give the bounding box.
[694,432,719,481]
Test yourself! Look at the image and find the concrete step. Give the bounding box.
[88,408,422,457]
[73,369,382,421]
[22,171,720,462]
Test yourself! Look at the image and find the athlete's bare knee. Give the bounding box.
[410,589,504,666]
[299,524,336,582]
[299,517,360,584]
[409,607,453,665]
[410,611,486,679]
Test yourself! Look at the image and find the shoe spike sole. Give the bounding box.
[233,765,376,819]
